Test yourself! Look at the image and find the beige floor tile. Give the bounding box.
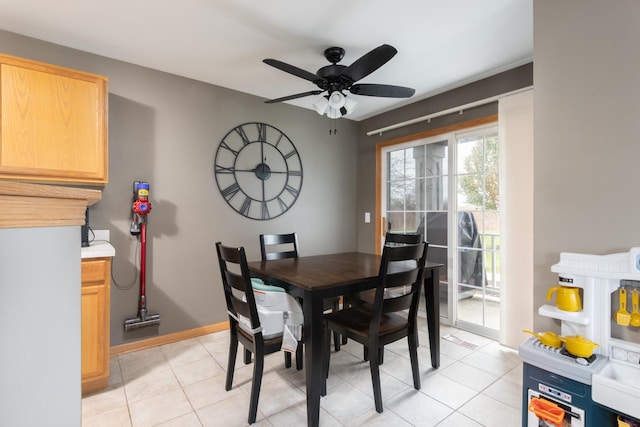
[438,338,476,360]
[161,338,212,368]
[82,383,128,419]
[458,393,521,427]
[347,408,413,426]
[183,373,242,410]
[119,348,171,382]
[124,366,181,404]
[320,381,373,424]
[109,357,123,386]
[461,350,519,377]
[384,388,454,426]
[197,393,263,427]
[478,340,521,363]
[379,352,424,387]
[267,402,340,427]
[439,360,500,392]
[199,332,230,352]
[172,357,224,387]
[482,377,522,409]
[155,411,203,427]
[435,411,483,426]
[351,368,411,403]
[242,374,306,417]
[502,363,523,386]
[129,388,193,427]
[417,346,457,371]
[420,372,478,409]
[82,405,132,427]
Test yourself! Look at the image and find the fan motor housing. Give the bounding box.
[317,64,347,80]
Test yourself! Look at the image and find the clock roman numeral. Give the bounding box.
[239,197,251,215]
[221,183,240,200]
[285,184,299,198]
[235,126,251,145]
[284,150,297,159]
[261,202,270,220]
[274,133,284,147]
[215,165,235,174]
[288,170,302,176]
[219,141,239,156]
[277,197,288,212]
[257,123,266,142]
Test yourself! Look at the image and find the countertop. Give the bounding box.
[81,229,115,259]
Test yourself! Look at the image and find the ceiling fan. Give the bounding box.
[263,44,415,118]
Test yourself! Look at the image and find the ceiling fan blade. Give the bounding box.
[350,83,415,98]
[342,44,398,82]
[264,90,324,104]
[263,58,324,84]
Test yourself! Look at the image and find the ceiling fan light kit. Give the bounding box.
[312,92,357,119]
[263,44,414,119]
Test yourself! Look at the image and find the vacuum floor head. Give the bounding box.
[124,314,161,331]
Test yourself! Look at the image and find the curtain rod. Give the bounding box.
[365,86,533,136]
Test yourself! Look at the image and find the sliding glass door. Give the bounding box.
[381,125,500,337]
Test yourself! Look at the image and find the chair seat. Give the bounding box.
[325,307,409,341]
[236,326,284,351]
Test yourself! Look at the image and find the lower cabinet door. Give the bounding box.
[81,258,110,394]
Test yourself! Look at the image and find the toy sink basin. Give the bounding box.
[592,362,640,420]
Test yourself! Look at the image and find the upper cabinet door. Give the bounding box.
[0,54,108,185]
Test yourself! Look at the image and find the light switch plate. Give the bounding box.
[364,212,371,223]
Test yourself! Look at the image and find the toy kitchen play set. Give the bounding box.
[519,248,640,427]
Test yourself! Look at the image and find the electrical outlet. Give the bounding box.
[364,212,371,223]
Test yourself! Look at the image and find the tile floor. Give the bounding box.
[82,318,523,427]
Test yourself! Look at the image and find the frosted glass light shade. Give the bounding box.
[312,97,329,115]
[328,91,346,109]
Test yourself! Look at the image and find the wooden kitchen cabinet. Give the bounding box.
[81,257,111,395]
[0,53,108,185]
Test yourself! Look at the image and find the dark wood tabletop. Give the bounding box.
[247,251,442,427]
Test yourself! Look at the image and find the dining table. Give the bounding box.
[247,251,442,427]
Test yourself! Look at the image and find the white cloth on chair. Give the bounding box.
[238,279,303,352]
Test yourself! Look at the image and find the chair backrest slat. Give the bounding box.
[384,232,422,246]
[260,233,299,261]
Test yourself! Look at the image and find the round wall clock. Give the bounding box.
[214,122,303,220]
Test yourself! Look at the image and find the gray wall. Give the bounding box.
[355,63,533,252]
[0,30,358,346]
[0,226,81,426]
[533,1,640,331]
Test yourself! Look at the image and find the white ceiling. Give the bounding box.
[0,0,532,121]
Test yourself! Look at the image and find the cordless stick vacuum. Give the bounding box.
[124,181,161,331]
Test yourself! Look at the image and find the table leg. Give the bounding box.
[303,292,324,427]
[424,267,440,368]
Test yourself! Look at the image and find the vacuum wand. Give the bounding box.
[124,181,161,332]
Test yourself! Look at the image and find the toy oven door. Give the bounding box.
[527,389,585,427]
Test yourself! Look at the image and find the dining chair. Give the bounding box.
[322,241,428,413]
[349,231,424,361]
[259,232,344,351]
[216,241,300,424]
